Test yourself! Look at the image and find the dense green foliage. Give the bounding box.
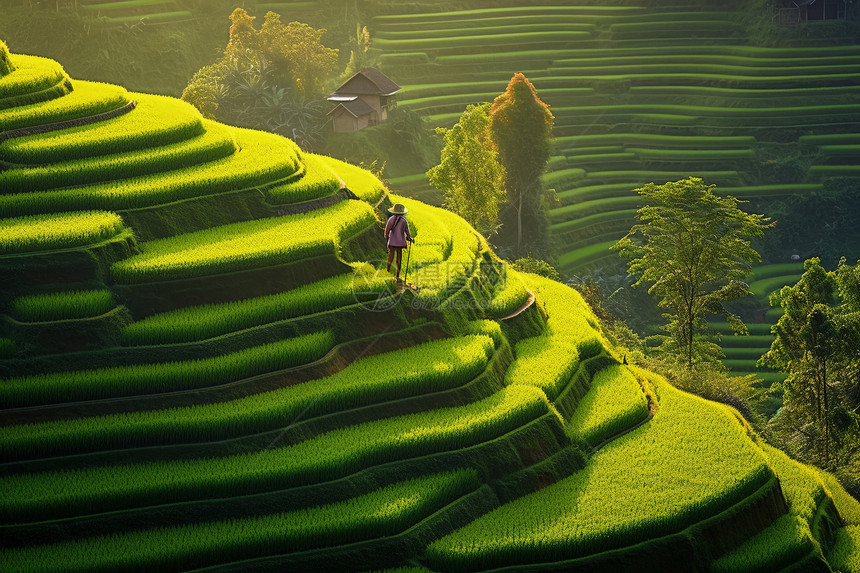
[426,102,506,237]
[761,257,860,472]
[181,8,338,150]
[489,73,554,255]
[613,177,773,368]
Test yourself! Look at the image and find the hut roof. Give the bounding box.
[327,97,375,118]
[331,68,401,97]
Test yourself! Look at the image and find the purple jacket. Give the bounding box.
[384,215,412,248]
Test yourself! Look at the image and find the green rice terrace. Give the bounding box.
[1,28,859,573]
[373,0,860,380]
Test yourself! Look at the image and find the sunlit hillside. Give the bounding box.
[372,1,860,380]
[0,39,858,572]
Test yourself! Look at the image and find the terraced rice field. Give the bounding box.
[0,25,857,572]
[375,2,860,377]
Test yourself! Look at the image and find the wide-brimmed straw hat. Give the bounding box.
[388,203,408,215]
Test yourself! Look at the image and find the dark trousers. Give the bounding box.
[387,246,404,277]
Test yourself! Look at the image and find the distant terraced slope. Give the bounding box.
[1,41,858,572]
[373,1,860,377]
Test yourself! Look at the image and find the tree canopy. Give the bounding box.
[181,8,338,149]
[426,103,506,238]
[613,177,773,369]
[489,73,554,255]
[761,257,860,470]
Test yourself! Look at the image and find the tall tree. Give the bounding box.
[426,103,506,238]
[613,177,773,369]
[761,258,860,469]
[489,73,554,254]
[181,8,337,149]
[260,14,339,97]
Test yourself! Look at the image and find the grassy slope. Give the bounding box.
[375,2,860,380]
[0,37,857,572]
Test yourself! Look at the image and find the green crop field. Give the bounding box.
[1,5,858,570]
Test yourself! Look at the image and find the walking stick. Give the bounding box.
[403,240,413,284]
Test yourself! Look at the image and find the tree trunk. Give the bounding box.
[517,192,523,250]
[823,355,829,467]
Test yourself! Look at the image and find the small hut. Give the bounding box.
[772,0,848,24]
[327,68,401,133]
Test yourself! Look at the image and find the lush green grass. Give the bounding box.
[81,0,177,10]
[0,126,301,217]
[1,385,544,521]
[405,199,483,298]
[627,147,754,161]
[10,289,114,322]
[830,526,860,573]
[489,269,529,317]
[0,210,125,254]
[749,275,803,299]
[506,275,605,401]
[323,157,387,202]
[799,133,860,145]
[720,335,773,348]
[712,322,773,336]
[0,39,14,75]
[0,332,334,408]
[1,471,478,573]
[373,6,643,24]
[112,200,374,283]
[122,271,394,345]
[102,11,193,24]
[710,443,832,572]
[568,364,649,446]
[558,240,620,270]
[1,335,496,460]
[426,376,772,570]
[0,79,128,132]
[710,515,814,573]
[554,134,757,150]
[267,152,341,204]
[722,347,770,360]
[556,183,638,204]
[0,54,65,99]
[0,120,236,192]
[550,197,639,223]
[376,23,595,40]
[0,93,204,164]
[0,337,15,359]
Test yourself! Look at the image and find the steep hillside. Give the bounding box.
[372,1,860,378]
[0,42,858,572]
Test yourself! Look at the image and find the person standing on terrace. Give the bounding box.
[384,203,413,283]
